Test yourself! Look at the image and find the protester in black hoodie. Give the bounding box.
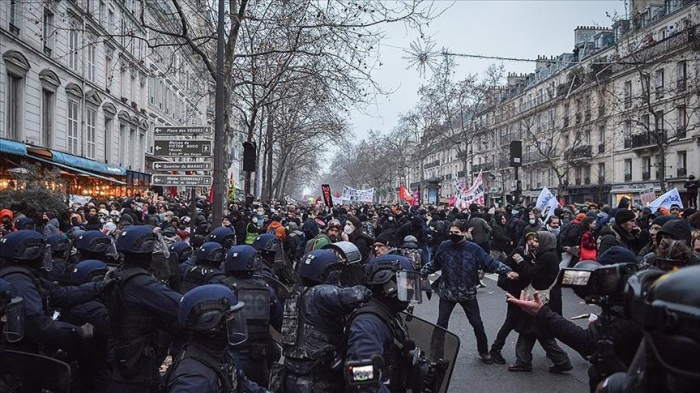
[491,213,513,261]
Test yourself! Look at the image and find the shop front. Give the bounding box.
[0,137,133,199]
[610,182,661,207]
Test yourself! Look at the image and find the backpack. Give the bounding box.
[397,248,423,270]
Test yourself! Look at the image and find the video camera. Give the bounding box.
[558,262,638,305]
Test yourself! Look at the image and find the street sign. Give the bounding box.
[154,140,212,157]
[154,126,212,137]
[152,161,213,171]
[152,175,212,187]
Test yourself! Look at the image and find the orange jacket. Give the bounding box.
[267,221,286,243]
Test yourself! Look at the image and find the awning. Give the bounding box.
[0,138,27,156]
[31,155,127,185]
[50,150,127,176]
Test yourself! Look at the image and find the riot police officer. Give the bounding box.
[598,265,700,393]
[60,259,112,393]
[45,234,72,283]
[222,245,283,386]
[104,225,183,393]
[181,242,227,293]
[75,230,118,263]
[164,284,268,393]
[207,226,237,251]
[253,234,298,287]
[345,254,424,393]
[169,242,194,293]
[278,250,372,392]
[0,230,105,353]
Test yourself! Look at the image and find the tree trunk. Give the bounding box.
[658,146,667,193]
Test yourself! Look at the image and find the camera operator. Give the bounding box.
[507,246,644,392]
[598,265,700,393]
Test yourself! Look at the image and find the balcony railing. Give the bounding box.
[424,160,440,169]
[43,46,52,56]
[522,151,552,164]
[472,163,494,172]
[584,177,591,185]
[676,126,686,139]
[9,23,19,35]
[598,176,606,184]
[568,145,593,159]
[623,131,667,149]
[624,173,632,181]
[655,86,664,100]
[678,167,687,177]
[575,178,582,185]
[584,110,591,122]
[642,172,651,180]
[624,97,632,109]
[598,143,605,154]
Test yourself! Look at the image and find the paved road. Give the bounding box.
[413,274,600,393]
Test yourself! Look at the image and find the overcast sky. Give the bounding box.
[348,0,625,139]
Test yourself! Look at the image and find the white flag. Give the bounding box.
[536,187,559,222]
[647,188,683,213]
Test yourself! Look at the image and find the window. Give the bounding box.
[624,81,632,108]
[69,28,79,71]
[6,75,23,140]
[119,124,128,165]
[677,151,687,177]
[120,66,127,98]
[43,10,53,55]
[129,129,136,168]
[67,100,80,154]
[677,61,687,91]
[641,74,651,96]
[583,166,591,184]
[642,157,651,180]
[41,89,54,148]
[655,69,665,98]
[575,167,582,185]
[105,49,113,90]
[104,117,113,163]
[86,108,96,159]
[654,111,664,132]
[108,9,114,35]
[120,19,126,46]
[584,129,591,145]
[148,76,155,104]
[677,106,687,137]
[598,163,605,184]
[131,74,137,103]
[99,1,105,23]
[87,35,96,82]
[9,0,19,33]
[624,159,632,181]
[641,114,650,131]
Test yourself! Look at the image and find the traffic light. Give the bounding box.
[242,142,256,172]
[510,140,522,167]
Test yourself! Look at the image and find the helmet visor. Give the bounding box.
[396,271,422,304]
[3,297,25,343]
[226,308,248,346]
[42,244,53,272]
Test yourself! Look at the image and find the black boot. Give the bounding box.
[489,347,506,365]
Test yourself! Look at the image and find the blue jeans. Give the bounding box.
[437,297,489,354]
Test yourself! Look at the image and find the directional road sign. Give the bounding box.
[152,175,212,187]
[154,140,212,157]
[152,161,213,171]
[154,126,212,137]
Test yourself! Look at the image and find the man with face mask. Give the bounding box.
[421,221,518,363]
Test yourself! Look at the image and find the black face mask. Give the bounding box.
[449,233,464,244]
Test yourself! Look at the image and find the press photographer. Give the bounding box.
[506,246,644,392]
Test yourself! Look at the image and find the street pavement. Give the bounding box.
[413,274,600,393]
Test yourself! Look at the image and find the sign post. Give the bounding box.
[153,126,212,137]
[152,175,212,187]
[153,140,212,157]
[152,162,213,171]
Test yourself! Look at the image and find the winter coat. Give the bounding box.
[559,219,584,247]
[597,224,639,256]
[43,218,61,237]
[684,179,699,195]
[421,240,511,302]
[579,230,597,261]
[491,221,512,253]
[519,221,542,247]
[468,216,492,244]
[266,221,286,243]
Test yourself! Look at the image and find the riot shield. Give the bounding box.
[273,249,301,286]
[262,274,298,302]
[0,350,71,393]
[400,312,459,393]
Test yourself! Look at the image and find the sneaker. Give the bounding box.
[549,363,573,374]
[508,364,532,372]
[489,348,506,365]
[477,280,487,289]
[479,353,493,364]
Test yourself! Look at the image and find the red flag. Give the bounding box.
[208,185,214,203]
[399,185,414,204]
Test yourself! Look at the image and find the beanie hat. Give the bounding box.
[576,213,586,221]
[45,212,55,220]
[0,209,13,220]
[651,215,676,227]
[614,209,636,225]
[598,246,637,265]
[375,230,394,247]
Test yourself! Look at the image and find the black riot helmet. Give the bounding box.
[622,266,700,390]
[195,242,225,266]
[75,230,117,261]
[206,227,236,250]
[0,231,51,272]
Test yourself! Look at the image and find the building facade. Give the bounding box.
[0,0,221,197]
[410,0,700,207]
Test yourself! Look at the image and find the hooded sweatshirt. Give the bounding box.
[517,231,560,290]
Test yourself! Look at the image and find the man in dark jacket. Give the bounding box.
[507,231,572,373]
[491,213,512,261]
[598,209,642,256]
[421,220,518,363]
[684,174,698,208]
